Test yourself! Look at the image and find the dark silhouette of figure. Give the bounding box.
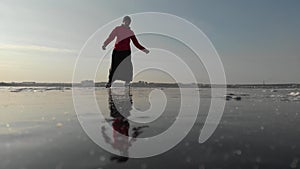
[102,16,150,88]
[101,88,148,163]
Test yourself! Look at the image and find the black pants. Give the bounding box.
[108,50,132,83]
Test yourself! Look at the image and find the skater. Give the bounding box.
[102,16,150,88]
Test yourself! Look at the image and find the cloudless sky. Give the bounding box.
[0,0,299,84]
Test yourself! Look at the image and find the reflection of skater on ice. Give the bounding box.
[101,88,148,163]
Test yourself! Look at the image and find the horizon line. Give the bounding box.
[1,81,300,85]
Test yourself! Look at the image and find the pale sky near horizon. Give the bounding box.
[0,0,299,84]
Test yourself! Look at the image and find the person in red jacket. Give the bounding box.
[102,16,150,88]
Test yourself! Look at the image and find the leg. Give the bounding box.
[125,80,130,87]
[107,51,118,88]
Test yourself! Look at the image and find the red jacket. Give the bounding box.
[103,25,145,51]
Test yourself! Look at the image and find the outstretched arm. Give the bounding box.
[131,35,149,54]
[102,27,117,50]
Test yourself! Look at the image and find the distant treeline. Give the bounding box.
[0,81,299,88]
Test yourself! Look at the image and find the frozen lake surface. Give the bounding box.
[0,87,300,169]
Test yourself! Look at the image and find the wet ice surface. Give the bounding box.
[0,87,300,169]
